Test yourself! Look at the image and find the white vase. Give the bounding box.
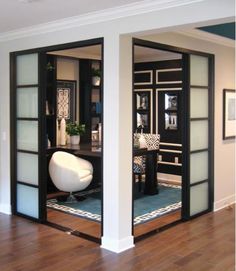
[60,118,66,145]
[92,76,100,86]
[70,135,80,145]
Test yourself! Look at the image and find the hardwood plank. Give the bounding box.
[47,208,101,238]
[134,209,181,237]
[0,206,234,271]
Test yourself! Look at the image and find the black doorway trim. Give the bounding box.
[10,37,104,244]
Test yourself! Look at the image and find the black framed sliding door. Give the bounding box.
[11,51,47,221]
[183,53,214,218]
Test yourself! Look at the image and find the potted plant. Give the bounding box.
[92,68,101,86]
[66,122,85,145]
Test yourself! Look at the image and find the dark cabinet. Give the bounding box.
[46,54,57,147]
[79,59,102,143]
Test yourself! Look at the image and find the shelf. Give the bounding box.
[136,109,149,113]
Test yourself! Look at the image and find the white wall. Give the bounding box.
[0,0,234,252]
[141,32,235,210]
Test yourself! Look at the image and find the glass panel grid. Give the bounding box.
[17,87,38,118]
[17,184,39,218]
[16,54,38,85]
[190,182,209,216]
[190,88,208,118]
[17,120,38,152]
[190,120,208,151]
[17,152,38,185]
[190,151,208,184]
[190,55,209,86]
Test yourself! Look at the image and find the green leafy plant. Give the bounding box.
[46,62,55,71]
[92,68,101,77]
[66,122,85,136]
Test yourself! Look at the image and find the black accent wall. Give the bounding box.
[134,59,183,176]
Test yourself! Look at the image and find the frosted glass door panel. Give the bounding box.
[17,120,38,151]
[190,183,208,216]
[17,87,38,118]
[190,151,208,184]
[190,120,208,151]
[190,55,208,86]
[190,88,208,118]
[17,152,38,185]
[17,184,39,218]
[16,54,38,85]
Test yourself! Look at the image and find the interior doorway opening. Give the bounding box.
[10,38,104,243]
[45,44,103,241]
[132,43,183,238]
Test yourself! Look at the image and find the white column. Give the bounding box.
[101,34,133,253]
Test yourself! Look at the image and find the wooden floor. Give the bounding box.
[47,208,101,238]
[47,207,180,239]
[134,209,181,237]
[0,206,234,271]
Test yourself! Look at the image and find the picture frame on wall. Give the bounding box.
[136,92,149,110]
[57,80,76,122]
[165,93,178,110]
[165,112,177,130]
[137,112,149,129]
[223,89,236,140]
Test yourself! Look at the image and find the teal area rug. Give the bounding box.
[47,184,181,225]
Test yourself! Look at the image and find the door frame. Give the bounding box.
[132,38,214,239]
[10,37,104,242]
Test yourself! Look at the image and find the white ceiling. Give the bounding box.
[0,0,145,33]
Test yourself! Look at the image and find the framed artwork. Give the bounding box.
[223,89,236,139]
[137,112,149,129]
[165,112,177,130]
[136,92,149,110]
[134,89,153,133]
[165,93,177,110]
[57,80,76,122]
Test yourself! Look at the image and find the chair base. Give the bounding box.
[66,194,78,203]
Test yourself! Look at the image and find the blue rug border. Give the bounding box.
[47,184,181,225]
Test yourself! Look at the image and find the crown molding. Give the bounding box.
[0,0,204,42]
[176,29,235,48]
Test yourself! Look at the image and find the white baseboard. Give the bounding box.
[101,236,134,253]
[158,173,182,185]
[0,203,12,215]
[214,194,235,212]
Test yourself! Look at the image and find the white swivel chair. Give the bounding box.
[49,151,93,202]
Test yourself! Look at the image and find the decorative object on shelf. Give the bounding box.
[98,123,102,143]
[60,117,66,145]
[92,68,101,86]
[56,119,60,145]
[46,61,55,71]
[66,122,86,145]
[223,89,236,139]
[45,101,50,115]
[92,130,99,142]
